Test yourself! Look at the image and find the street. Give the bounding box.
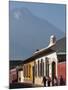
[9,83,34,89]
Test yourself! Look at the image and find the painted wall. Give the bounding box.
[23,61,34,84]
[18,70,24,83]
[9,68,17,83]
[57,62,66,81]
[35,52,58,85]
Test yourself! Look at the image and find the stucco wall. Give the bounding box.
[23,61,34,83]
[57,62,66,81]
[18,71,24,83]
[35,52,58,85]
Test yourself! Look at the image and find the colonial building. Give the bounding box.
[18,66,24,83]
[23,35,66,85]
[23,60,34,84]
[9,60,24,83]
[21,35,66,86]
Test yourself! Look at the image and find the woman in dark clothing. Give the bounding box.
[52,79,54,86]
[43,76,47,87]
[60,75,65,86]
[48,76,51,86]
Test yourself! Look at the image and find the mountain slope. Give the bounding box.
[9,7,64,60]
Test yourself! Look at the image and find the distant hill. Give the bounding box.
[9,7,65,60]
[9,60,23,69]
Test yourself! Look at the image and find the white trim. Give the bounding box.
[57,52,66,55]
[58,62,66,64]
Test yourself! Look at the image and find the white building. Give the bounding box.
[34,35,57,86]
[22,35,66,86]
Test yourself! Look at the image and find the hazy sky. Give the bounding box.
[9,1,66,60]
[9,1,66,32]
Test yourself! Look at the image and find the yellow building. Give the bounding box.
[23,58,35,84]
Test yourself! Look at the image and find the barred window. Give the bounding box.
[40,62,41,76]
[29,64,31,77]
[25,65,27,77]
[46,57,49,77]
[42,62,44,76]
[26,65,29,77]
[23,65,25,77]
[38,60,40,76]
[40,59,44,77]
[34,61,37,77]
[26,65,27,77]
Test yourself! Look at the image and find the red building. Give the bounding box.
[9,60,23,83]
[52,36,66,84]
[9,68,17,83]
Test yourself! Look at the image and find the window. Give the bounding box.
[42,62,44,76]
[29,64,31,77]
[23,65,25,77]
[40,59,44,77]
[26,65,29,77]
[38,60,40,76]
[27,65,28,77]
[24,65,29,78]
[40,60,42,76]
[25,65,27,77]
[40,62,41,76]
[25,65,28,77]
[52,61,56,79]
[34,61,37,77]
[46,57,49,77]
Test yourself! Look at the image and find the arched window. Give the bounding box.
[38,60,40,76]
[23,65,26,77]
[34,61,37,77]
[46,57,49,77]
[52,61,56,79]
[29,64,31,78]
[26,65,27,77]
[40,59,44,77]
[42,61,44,76]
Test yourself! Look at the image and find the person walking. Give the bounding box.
[43,76,47,87]
[53,76,58,86]
[60,75,65,86]
[48,76,51,86]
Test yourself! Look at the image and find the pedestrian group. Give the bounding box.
[43,75,65,87]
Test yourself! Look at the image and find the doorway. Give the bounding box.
[52,61,56,79]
